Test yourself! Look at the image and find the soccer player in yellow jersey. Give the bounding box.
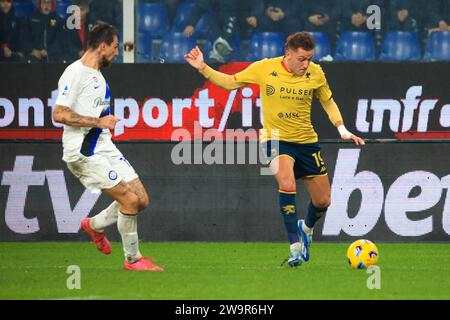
[185,32,365,267]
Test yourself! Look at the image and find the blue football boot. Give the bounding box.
[287,242,303,267]
[298,219,313,262]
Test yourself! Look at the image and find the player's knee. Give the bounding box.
[123,192,140,213]
[278,179,296,192]
[314,196,331,209]
[137,194,150,212]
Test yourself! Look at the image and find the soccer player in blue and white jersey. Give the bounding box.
[53,22,163,272]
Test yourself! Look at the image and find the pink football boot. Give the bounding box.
[80,218,112,255]
[124,257,164,272]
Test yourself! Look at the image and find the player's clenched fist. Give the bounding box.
[99,115,121,130]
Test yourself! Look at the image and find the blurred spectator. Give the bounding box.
[302,0,339,50]
[238,0,264,39]
[256,0,302,36]
[0,0,26,61]
[183,0,239,63]
[426,0,450,32]
[340,0,385,32]
[90,0,122,30]
[142,0,180,27]
[387,0,421,32]
[61,0,92,62]
[340,0,386,50]
[25,0,64,62]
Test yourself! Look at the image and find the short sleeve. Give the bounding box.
[314,65,333,105]
[55,68,82,108]
[234,59,265,85]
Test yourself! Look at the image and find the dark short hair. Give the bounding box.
[87,21,119,50]
[285,32,315,51]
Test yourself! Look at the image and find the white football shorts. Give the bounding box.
[66,151,138,193]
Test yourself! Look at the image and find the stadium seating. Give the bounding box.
[379,32,421,61]
[172,2,209,39]
[159,32,197,63]
[202,34,242,62]
[172,2,195,32]
[13,1,35,18]
[136,31,153,63]
[309,32,331,61]
[335,32,376,61]
[138,2,170,38]
[192,15,210,39]
[55,0,71,19]
[246,32,285,61]
[424,31,450,61]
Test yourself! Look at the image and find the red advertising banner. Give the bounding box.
[1,62,449,141]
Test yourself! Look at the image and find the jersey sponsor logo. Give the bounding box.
[266,85,275,96]
[93,97,110,109]
[278,112,301,119]
[279,87,313,96]
[305,72,311,79]
[269,71,278,77]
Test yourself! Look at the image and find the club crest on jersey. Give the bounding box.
[93,76,100,89]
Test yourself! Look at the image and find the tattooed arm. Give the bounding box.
[53,105,119,130]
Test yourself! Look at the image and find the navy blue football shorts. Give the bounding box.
[262,140,328,179]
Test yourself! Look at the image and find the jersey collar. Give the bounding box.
[281,58,292,74]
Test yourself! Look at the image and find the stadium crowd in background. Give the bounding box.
[1,0,449,63]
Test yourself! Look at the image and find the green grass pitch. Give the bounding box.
[0,242,449,300]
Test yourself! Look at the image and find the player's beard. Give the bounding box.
[100,56,113,68]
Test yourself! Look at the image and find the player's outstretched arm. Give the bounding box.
[335,120,365,145]
[184,46,243,90]
[321,98,365,146]
[53,105,120,130]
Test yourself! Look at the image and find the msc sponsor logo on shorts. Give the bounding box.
[108,170,118,180]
